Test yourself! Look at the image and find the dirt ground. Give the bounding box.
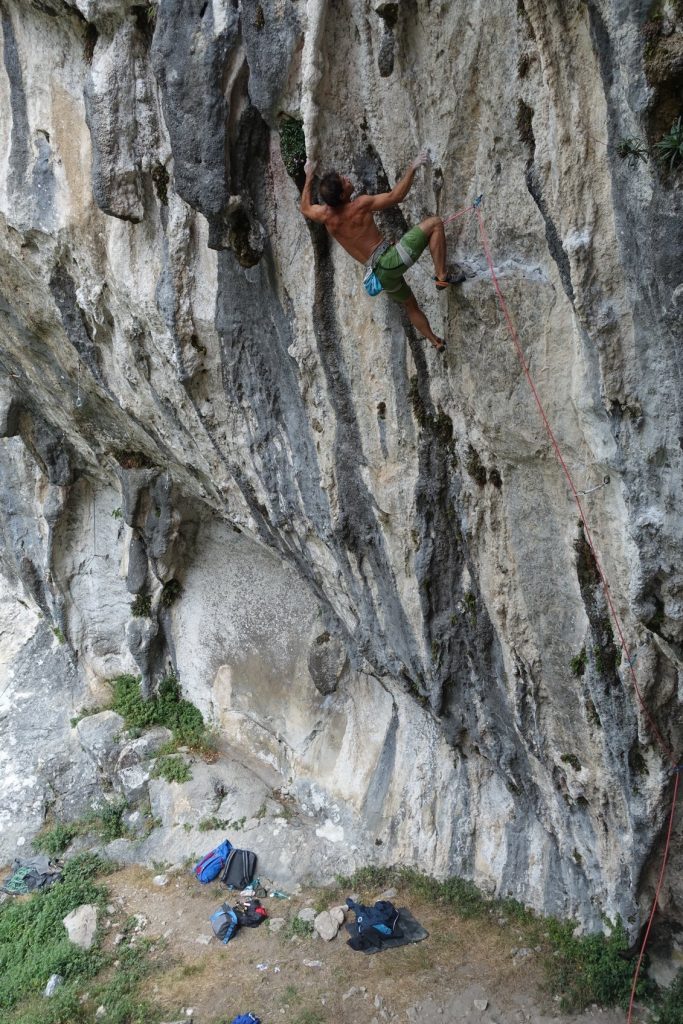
[103,867,641,1024]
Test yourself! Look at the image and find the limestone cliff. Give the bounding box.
[0,0,681,945]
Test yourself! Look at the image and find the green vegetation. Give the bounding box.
[616,136,648,165]
[654,970,683,1024]
[151,755,192,784]
[32,801,129,856]
[52,627,65,645]
[110,507,123,520]
[32,823,79,856]
[545,918,650,1011]
[160,579,182,607]
[130,593,152,618]
[560,753,582,772]
[0,854,109,1013]
[111,673,206,748]
[278,115,306,180]
[197,815,245,832]
[655,116,683,170]
[283,915,314,939]
[570,647,587,677]
[0,853,179,1024]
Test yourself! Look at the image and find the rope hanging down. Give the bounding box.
[471,201,680,1024]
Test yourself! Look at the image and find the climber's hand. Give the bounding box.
[411,150,430,171]
[304,159,317,177]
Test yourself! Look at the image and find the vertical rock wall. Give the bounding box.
[0,0,681,939]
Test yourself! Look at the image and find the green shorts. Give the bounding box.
[374,226,428,303]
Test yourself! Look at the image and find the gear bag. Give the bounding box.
[220,847,257,890]
[193,839,232,884]
[210,903,239,944]
[346,897,401,947]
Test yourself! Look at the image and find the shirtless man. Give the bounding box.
[300,151,464,351]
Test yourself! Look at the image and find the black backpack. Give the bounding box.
[220,848,257,890]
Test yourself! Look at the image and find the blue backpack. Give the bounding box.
[230,1017,260,1024]
[210,903,239,944]
[193,839,232,884]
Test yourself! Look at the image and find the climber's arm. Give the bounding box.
[361,150,429,212]
[300,160,326,222]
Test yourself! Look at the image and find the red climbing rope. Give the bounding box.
[474,205,680,1023]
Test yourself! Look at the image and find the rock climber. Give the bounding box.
[300,151,465,351]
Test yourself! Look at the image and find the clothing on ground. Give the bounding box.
[375,225,429,302]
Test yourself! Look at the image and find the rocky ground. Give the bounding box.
[96,866,635,1024]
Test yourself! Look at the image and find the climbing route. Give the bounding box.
[469,201,681,1024]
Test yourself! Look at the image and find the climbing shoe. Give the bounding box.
[434,267,467,289]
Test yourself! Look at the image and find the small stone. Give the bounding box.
[106,904,115,914]
[375,994,384,1009]
[377,887,397,900]
[302,959,323,967]
[43,974,63,997]
[343,987,360,1001]
[133,914,148,931]
[113,933,124,946]
[298,907,316,923]
[95,1007,106,1019]
[185,1010,195,1018]
[268,918,286,933]
[329,905,346,924]
[153,874,169,887]
[474,999,488,1011]
[314,910,340,942]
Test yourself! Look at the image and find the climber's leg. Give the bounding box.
[402,293,445,351]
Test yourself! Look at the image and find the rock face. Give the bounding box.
[0,0,681,944]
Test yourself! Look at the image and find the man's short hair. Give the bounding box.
[319,171,345,207]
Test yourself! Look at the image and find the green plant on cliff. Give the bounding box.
[130,593,152,618]
[278,114,307,179]
[111,672,206,749]
[151,755,192,784]
[570,647,587,677]
[160,579,182,607]
[32,822,79,856]
[653,970,683,1024]
[616,136,649,165]
[655,116,683,170]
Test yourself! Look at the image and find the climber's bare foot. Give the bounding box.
[431,337,446,352]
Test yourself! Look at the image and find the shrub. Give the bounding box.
[570,647,587,677]
[151,755,192,784]
[32,823,79,856]
[616,136,648,165]
[278,115,306,179]
[111,673,205,746]
[654,970,683,1024]
[544,918,650,1011]
[655,116,683,170]
[160,579,181,607]
[130,593,152,618]
[0,854,109,1011]
[284,916,314,939]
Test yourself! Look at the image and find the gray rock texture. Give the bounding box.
[62,903,98,949]
[0,0,681,953]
